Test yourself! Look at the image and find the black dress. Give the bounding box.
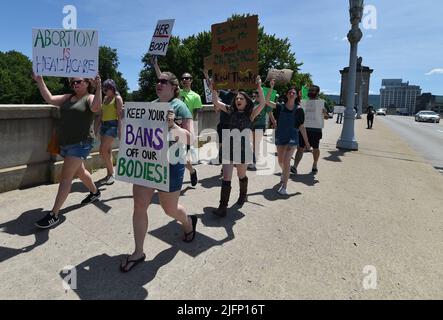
[220,108,253,164]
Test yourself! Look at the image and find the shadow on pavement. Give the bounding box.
[323,150,348,163]
[291,173,319,187]
[59,247,179,300]
[248,188,301,202]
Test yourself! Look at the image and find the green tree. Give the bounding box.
[99,46,129,100]
[137,14,312,102]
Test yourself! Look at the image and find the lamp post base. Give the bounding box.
[336,138,359,151]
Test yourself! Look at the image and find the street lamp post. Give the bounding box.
[337,0,364,151]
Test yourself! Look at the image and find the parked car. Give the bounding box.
[376,108,386,116]
[415,111,440,123]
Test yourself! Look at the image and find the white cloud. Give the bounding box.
[366,34,374,38]
[426,68,443,76]
[323,90,340,95]
[342,36,348,41]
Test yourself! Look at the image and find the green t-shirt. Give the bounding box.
[252,102,272,128]
[180,89,203,114]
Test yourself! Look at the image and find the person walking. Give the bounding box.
[209,76,266,217]
[32,74,102,229]
[98,79,124,185]
[120,71,197,273]
[367,105,375,129]
[265,80,310,195]
[292,85,329,175]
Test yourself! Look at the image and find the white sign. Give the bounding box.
[32,28,99,78]
[302,99,326,129]
[266,68,294,84]
[116,102,171,192]
[148,19,175,56]
[334,105,346,114]
[203,79,213,103]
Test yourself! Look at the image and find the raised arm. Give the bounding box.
[150,55,162,79]
[250,76,266,121]
[32,72,70,107]
[265,79,277,109]
[207,78,229,113]
[88,75,102,113]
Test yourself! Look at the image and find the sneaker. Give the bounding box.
[81,190,101,204]
[103,175,115,185]
[190,169,198,187]
[277,185,288,196]
[248,163,256,170]
[35,212,59,229]
[290,166,298,175]
[312,167,318,174]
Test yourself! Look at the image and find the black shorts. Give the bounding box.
[217,123,230,144]
[299,129,323,149]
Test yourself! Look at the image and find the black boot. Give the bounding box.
[213,181,231,217]
[237,177,248,207]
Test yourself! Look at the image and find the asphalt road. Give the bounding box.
[378,115,443,173]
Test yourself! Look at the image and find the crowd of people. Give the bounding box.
[31,58,330,273]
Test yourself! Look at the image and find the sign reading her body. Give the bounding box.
[32,28,99,78]
[149,19,175,56]
[211,15,258,90]
[116,102,171,192]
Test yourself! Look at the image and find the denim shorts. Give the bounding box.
[60,140,94,160]
[166,163,185,193]
[100,120,118,138]
[275,128,299,147]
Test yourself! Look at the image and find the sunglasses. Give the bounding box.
[181,77,192,81]
[157,79,170,85]
[71,80,84,86]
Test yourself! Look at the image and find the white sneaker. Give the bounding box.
[278,185,288,195]
[103,175,115,185]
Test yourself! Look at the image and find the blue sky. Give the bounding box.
[1,0,442,95]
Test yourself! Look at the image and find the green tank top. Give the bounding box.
[58,95,95,146]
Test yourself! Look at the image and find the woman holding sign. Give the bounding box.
[266,80,310,195]
[98,79,124,186]
[209,76,266,218]
[32,74,102,229]
[120,72,197,273]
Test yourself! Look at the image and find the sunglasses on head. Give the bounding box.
[157,79,170,85]
[181,77,192,81]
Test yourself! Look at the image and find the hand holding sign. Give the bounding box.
[167,110,177,129]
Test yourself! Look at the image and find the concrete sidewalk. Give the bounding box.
[1,115,442,300]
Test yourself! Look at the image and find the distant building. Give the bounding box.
[416,93,443,115]
[380,79,421,115]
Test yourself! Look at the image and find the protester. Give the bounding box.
[98,79,124,185]
[367,105,375,129]
[120,71,197,273]
[151,57,201,186]
[209,76,266,217]
[292,85,329,175]
[249,89,274,170]
[265,80,310,195]
[32,73,102,229]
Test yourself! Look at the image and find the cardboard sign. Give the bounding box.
[266,69,294,84]
[302,99,326,129]
[211,15,259,90]
[203,79,213,103]
[116,102,171,192]
[148,19,175,56]
[334,105,346,114]
[32,28,99,78]
[204,55,214,71]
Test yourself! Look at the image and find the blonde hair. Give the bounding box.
[161,72,180,98]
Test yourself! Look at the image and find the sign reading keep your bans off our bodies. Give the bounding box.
[32,28,99,78]
[211,15,259,90]
[116,102,175,192]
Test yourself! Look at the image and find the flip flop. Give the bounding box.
[120,254,146,273]
[183,215,198,243]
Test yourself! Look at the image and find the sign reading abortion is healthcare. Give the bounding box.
[148,19,175,56]
[116,102,171,192]
[32,28,99,78]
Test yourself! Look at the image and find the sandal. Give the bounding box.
[183,215,198,243]
[120,254,146,273]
